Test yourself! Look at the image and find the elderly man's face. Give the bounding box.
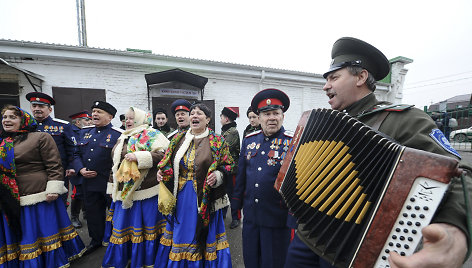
[175,110,190,128]
[92,108,113,127]
[260,108,284,136]
[30,103,52,122]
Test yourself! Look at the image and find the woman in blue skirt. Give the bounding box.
[0,105,85,268]
[155,103,234,267]
[102,107,169,268]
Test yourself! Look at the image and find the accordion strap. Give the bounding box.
[370,111,390,131]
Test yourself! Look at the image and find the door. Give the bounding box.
[52,87,106,121]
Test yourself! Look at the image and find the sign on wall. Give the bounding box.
[160,88,199,97]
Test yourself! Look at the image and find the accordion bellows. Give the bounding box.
[275,109,461,268]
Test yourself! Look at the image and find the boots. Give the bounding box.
[70,198,83,228]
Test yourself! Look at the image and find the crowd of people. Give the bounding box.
[0,36,470,268]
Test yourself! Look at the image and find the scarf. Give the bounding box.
[157,128,234,252]
[112,107,161,207]
[0,106,37,236]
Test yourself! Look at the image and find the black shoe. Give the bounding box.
[71,216,82,229]
[83,244,101,256]
[230,219,240,229]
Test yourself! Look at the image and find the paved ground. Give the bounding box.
[70,150,472,267]
[70,210,244,268]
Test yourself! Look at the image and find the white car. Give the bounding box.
[450,126,472,142]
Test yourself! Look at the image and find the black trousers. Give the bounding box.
[83,190,107,246]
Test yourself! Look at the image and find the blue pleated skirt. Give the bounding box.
[155,181,232,268]
[102,196,166,268]
[0,199,86,268]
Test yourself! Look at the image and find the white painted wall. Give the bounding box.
[0,40,409,138]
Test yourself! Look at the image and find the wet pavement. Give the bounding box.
[70,210,244,268]
[70,151,472,267]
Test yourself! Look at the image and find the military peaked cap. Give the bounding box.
[323,37,390,81]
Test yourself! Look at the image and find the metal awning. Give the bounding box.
[0,58,44,92]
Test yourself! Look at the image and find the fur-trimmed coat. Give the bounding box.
[14,132,67,206]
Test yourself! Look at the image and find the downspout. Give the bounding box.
[259,70,266,90]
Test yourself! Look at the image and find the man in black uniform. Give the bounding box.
[68,110,92,228]
[73,101,122,254]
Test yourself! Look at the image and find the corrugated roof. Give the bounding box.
[0,38,321,77]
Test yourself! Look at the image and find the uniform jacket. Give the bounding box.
[73,123,122,192]
[69,124,83,186]
[155,124,175,138]
[297,93,472,249]
[233,126,293,228]
[14,132,67,206]
[222,122,240,174]
[243,124,262,138]
[36,116,77,170]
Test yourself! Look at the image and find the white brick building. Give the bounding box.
[0,39,412,135]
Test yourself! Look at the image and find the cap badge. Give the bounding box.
[36,97,40,101]
[95,102,99,105]
[266,99,271,105]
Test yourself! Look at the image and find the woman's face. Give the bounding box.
[190,107,210,134]
[125,110,135,130]
[2,110,21,132]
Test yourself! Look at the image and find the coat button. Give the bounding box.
[88,159,91,162]
[98,130,100,133]
[93,139,96,141]
[255,199,259,203]
[90,149,94,151]
[258,167,262,171]
[261,151,265,155]
[265,137,269,141]
[255,183,259,187]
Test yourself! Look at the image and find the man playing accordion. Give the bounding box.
[285,37,472,268]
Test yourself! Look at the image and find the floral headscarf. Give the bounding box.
[0,106,37,235]
[114,107,162,204]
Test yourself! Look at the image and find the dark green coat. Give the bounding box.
[297,93,471,255]
[222,123,240,175]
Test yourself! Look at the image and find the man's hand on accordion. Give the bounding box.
[388,223,467,268]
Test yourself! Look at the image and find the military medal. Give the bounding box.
[256,143,260,149]
[275,139,282,150]
[247,151,252,160]
[106,134,111,142]
[59,126,64,133]
[267,159,275,166]
[283,139,290,151]
[44,125,49,131]
[270,139,276,149]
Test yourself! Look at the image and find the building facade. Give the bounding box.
[0,39,411,135]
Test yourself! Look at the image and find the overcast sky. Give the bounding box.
[1,0,471,108]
